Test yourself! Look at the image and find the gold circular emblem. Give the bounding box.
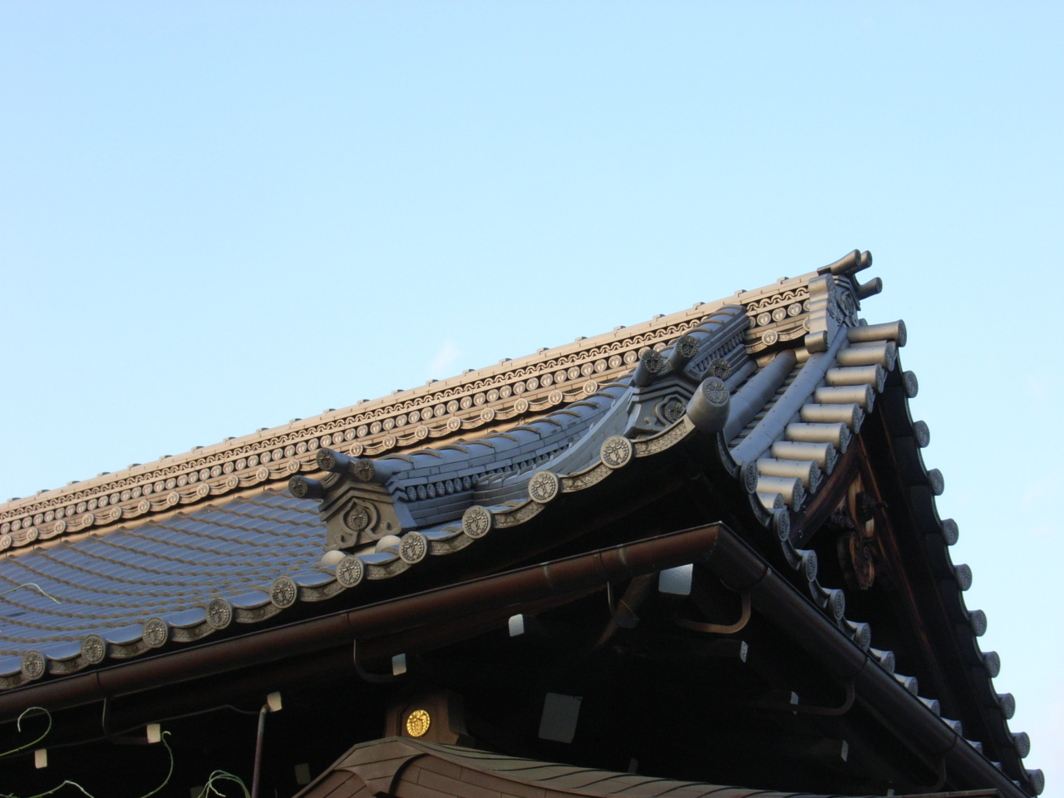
[405,709,431,738]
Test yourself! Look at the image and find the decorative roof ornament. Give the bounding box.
[290,448,414,552]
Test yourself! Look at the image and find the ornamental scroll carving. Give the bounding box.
[833,476,884,591]
[741,276,859,355]
[319,478,407,552]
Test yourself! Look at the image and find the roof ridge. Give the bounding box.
[0,257,866,550]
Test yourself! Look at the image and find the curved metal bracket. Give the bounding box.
[606,582,640,629]
[101,696,150,745]
[928,756,947,793]
[353,640,403,684]
[674,591,751,635]
[747,681,856,717]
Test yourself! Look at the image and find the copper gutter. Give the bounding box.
[0,523,1027,797]
[0,524,734,720]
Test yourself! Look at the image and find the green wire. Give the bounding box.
[2,780,94,798]
[0,728,174,798]
[0,584,61,604]
[0,707,52,759]
[0,722,251,798]
[136,731,173,798]
[197,771,251,798]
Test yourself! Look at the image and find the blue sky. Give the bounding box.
[2,2,1061,791]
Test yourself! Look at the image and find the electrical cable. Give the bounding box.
[0,708,52,759]
[197,770,250,798]
[0,584,61,604]
[1,703,259,756]
[0,728,174,798]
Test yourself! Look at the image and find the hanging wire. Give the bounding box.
[136,731,174,798]
[1,778,93,798]
[0,707,52,759]
[42,703,260,754]
[197,770,251,797]
[0,729,175,798]
[0,584,61,604]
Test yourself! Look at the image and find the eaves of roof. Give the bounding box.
[0,523,1030,798]
[0,250,1043,796]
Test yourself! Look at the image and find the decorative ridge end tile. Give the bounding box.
[0,301,738,548]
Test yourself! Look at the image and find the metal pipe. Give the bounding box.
[694,541,1025,798]
[674,591,751,635]
[0,525,728,720]
[0,522,1028,798]
[250,703,268,798]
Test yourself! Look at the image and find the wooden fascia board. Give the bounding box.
[859,398,1018,776]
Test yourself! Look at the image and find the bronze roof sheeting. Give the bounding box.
[295,736,863,798]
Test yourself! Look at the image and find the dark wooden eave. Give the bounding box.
[0,523,1025,798]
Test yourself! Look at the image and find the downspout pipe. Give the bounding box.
[701,549,1026,798]
[250,703,268,798]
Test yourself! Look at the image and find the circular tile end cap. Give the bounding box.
[903,370,919,398]
[528,471,560,504]
[894,319,908,348]
[21,650,46,681]
[142,617,169,649]
[827,588,846,620]
[941,518,960,546]
[772,507,791,541]
[913,420,931,448]
[399,532,428,564]
[600,436,633,469]
[1026,769,1044,796]
[927,468,945,496]
[206,598,234,630]
[983,650,1001,678]
[741,461,760,494]
[462,505,493,539]
[336,555,366,588]
[848,621,871,651]
[270,576,299,609]
[953,563,973,592]
[997,692,1016,720]
[81,634,107,664]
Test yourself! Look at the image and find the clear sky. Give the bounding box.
[2,2,1061,791]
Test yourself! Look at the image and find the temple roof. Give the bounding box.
[0,251,1043,797]
[296,736,918,798]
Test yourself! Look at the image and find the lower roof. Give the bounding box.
[295,736,1002,798]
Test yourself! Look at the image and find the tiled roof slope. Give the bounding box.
[297,736,882,798]
[0,250,1043,796]
[0,297,728,548]
[0,492,326,675]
